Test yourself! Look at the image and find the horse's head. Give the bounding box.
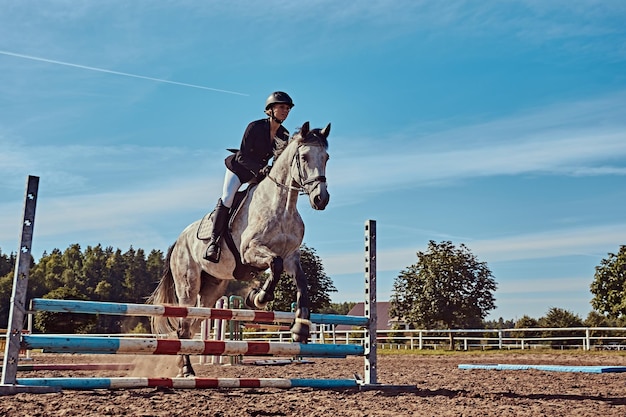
[291,121,331,210]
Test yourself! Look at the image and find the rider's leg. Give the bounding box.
[204,170,240,262]
[220,169,241,209]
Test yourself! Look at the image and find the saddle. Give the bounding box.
[196,186,263,281]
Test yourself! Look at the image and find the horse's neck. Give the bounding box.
[256,145,299,212]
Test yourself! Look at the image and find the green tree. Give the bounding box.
[61,244,85,292]
[0,272,13,327]
[323,302,357,315]
[539,307,583,328]
[389,240,497,349]
[0,249,15,277]
[538,307,584,347]
[0,249,16,327]
[267,244,337,313]
[121,247,155,331]
[2,243,164,333]
[590,245,626,319]
[123,247,148,302]
[483,317,515,329]
[92,249,127,333]
[513,315,541,339]
[145,249,165,299]
[35,249,65,290]
[82,245,109,296]
[584,311,611,327]
[103,249,125,301]
[584,311,620,346]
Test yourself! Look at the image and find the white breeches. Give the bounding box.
[221,169,241,208]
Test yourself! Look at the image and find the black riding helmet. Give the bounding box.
[265,91,294,110]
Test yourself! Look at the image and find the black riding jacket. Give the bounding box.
[225,118,290,183]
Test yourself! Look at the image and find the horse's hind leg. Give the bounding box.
[176,274,230,377]
[245,257,283,309]
[176,319,195,377]
[172,261,203,378]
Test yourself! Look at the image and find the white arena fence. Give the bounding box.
[6,327,626,354]
[235,326,626,351]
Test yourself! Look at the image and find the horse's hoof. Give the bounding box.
[291,318,311,343]
[245,288,260,309]
[292,333,308,343]
[255,289,273,309]
[181,366,196,378]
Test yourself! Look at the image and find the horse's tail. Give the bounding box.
[147,243,179,337]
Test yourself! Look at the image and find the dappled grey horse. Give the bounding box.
[148,121,330,377]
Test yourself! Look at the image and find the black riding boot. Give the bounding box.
[204,199,230,262]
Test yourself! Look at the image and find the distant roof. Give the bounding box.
[336,302,394,331]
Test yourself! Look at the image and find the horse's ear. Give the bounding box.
[301,121,310,136]
[321,123,331,139]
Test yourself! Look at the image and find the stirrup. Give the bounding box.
[204,239,221,263]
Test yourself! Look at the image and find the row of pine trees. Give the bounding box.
[0,245,165,334]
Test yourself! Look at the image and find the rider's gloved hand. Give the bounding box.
[259,165,272,178]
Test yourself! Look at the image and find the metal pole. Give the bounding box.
[1,176,39,385]
[364,220,377,385]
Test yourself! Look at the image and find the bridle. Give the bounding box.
[266,142,327,195]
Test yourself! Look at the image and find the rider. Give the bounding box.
[204,91,295,262]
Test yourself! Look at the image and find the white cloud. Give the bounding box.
[496,276,591,295]
[329,92,626,194]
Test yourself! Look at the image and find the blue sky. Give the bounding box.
[1,1,625,321]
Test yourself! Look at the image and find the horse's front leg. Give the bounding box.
[290,263,311,343]
[245,256,283,309]
[176,318,195,377]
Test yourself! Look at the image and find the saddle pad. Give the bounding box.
[196,212,214,240]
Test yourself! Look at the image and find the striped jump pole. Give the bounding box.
[1,363,135,372]
[22,335,365,357]
[30,298,368,328]
[17,377,359,390]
